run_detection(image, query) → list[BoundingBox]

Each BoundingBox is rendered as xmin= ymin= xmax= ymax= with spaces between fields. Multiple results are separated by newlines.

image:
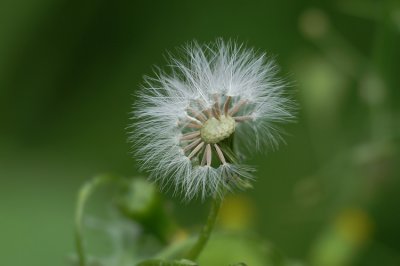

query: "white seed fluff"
xmin=130 ymin=39 xmax=294 ymax=200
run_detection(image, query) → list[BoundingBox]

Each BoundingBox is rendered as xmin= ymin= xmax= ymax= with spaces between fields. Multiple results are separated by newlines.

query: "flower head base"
xmin=181 ymin=95 xmax=250 ymax=167
xmin=200 ymin=114 xmax=235 ymax=144
xmin=131 ymin=40 xmax=294 ymax=200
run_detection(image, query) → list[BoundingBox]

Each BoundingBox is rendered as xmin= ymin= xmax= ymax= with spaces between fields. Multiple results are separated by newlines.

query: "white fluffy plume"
xmin=129 ymin=39 xmax=294 ymax=200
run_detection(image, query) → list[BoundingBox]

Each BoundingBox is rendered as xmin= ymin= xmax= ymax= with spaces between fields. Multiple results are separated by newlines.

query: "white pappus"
xmin=130 ymin=39 xmax=295 ymax=200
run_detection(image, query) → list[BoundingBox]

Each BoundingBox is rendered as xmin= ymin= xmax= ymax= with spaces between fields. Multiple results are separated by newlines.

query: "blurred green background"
xmin=1 ymin=0 xmax=399 ymax=265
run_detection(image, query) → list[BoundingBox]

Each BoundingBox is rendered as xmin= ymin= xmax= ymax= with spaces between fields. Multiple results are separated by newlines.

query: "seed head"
xmin=130 ymin=39 xmax=295 ymax=200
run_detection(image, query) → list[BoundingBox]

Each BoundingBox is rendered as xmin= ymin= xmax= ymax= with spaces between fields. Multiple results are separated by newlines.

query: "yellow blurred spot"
xmin=334 ymin=208 xmax=374 ymax=246
xmin=218 ymin=195 xmax=255 ymax=231
xmin=171 ymin=229 xmax=189 ymax=243
xmin=310 ymin=209 xmax=374 ymax=266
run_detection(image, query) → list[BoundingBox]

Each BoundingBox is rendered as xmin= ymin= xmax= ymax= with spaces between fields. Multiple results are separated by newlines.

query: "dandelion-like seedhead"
xmin=130 ymin=39 xmax=294 ymax=200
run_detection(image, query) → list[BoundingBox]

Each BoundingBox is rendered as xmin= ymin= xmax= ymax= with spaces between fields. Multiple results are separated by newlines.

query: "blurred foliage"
xmin=71 ymin=176 xmax=291 ymax=266
xmin=1 ymin=0 xmax=399 ymax=265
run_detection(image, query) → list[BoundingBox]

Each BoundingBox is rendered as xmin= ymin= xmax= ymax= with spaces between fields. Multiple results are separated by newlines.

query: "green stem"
xmin=75 ymin=174 xmax=116 ymax=266
xmin=184 ymin=196 xmax=223 ymax=261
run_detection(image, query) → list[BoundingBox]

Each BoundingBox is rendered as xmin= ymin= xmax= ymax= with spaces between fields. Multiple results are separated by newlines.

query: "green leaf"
xmin=74 ymin=174 xmax=119 ymax=266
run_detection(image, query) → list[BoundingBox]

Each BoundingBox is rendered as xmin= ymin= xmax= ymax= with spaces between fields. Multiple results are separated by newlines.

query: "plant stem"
xmin=184 ymin=196 xmax=223 ymax=261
